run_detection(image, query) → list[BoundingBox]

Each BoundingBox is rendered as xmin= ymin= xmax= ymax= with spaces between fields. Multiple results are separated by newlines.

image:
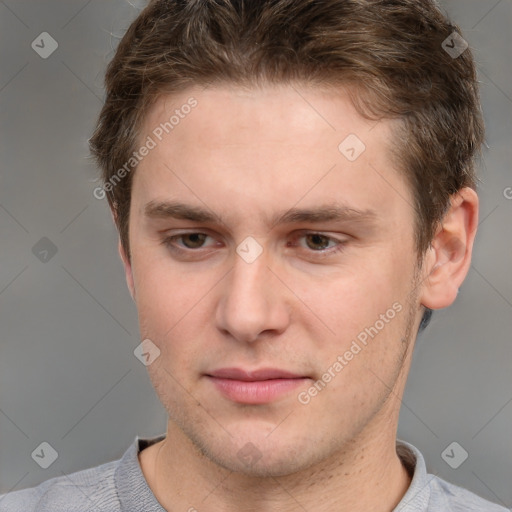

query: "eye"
xmin=290 ymin=232 xmax=347 ymax=258
xmin=302 ymin=233 xmax=335 ymax=251
xmin=162 ymin=232 xmax=216 ymax=252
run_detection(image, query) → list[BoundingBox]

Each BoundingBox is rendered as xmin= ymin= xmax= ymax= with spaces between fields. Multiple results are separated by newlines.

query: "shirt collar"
xmin=393 ymin=439 xmax=433 ymax=511
xmin=116 ymin=436 xmax=430 ymax=511
xmin=115 ymin=434 xmax=167 ymax=512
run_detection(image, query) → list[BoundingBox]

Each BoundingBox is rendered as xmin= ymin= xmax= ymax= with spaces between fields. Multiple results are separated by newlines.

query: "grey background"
xmin=0 ymin=0 xmax=511 ymax=507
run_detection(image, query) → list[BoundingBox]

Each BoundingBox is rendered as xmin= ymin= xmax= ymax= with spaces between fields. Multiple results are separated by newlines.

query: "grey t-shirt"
xmin=0 ymin=436 xmax=508 ymax=511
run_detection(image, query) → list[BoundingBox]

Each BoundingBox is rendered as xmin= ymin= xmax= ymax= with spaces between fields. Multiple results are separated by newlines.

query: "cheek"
xmin=131 ymin=254 xmax=212 ymax=372
xmin=299 ymin=260 xmax=410 ymax=342
xmin=131 ymin=249 xmax=206 ymax=331
xmin=297 ymin=251 xmax=415 ymax=397
xmin=304 ymin=299 xmax=413 ymax=430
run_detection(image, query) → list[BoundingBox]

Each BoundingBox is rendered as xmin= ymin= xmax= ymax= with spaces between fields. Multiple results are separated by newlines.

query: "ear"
xmin=420 ymin=187 xmax=479 ymax=310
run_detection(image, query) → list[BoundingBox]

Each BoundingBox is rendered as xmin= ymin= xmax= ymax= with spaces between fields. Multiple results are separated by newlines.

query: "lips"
xmin=207 ymin=367 xmax=306 ymax=381
xmin=205 ymin=367 xmax=310 ymax=404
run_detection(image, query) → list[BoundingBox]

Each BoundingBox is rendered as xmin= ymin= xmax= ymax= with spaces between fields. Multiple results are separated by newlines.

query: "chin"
xmin=212 ymin=447 xmax=312 ymax=477
xmin=193 ymin=428 xmax=330 ymax=478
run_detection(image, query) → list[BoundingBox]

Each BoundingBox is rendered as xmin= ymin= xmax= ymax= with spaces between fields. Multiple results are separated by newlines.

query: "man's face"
xmin=125 ymin=84 xmax=424 ymax=476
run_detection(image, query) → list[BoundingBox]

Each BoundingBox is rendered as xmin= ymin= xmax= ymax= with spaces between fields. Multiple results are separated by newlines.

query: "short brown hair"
xmin=89 ymin=0 xmax=485 ymax=328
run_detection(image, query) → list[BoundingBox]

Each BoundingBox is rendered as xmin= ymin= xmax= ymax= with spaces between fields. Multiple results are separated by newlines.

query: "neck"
xmin=140 ymin=413 xmax=412 ymax=512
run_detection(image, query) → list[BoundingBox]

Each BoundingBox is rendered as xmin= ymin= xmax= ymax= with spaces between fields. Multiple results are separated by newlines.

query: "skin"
xmin=117 ymin=83 xmax=478 ymax=512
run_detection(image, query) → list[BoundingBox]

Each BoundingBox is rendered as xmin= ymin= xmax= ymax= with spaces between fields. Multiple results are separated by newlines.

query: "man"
xmin=1 ymin=0 xmax=507 ymax=510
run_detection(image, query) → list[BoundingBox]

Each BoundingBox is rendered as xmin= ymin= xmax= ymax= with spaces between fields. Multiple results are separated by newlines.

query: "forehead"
xmin=134 ymin=83 xmax=411 ymax=230
xmin=143 ymin=83 xmax=386 ymax=148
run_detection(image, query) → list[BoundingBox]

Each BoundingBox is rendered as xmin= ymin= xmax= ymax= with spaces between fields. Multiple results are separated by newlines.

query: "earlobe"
xmin=420 ymin=187 xmax=479 ymax=310
xmin=118 ymin=240 xmax=136 ymax=302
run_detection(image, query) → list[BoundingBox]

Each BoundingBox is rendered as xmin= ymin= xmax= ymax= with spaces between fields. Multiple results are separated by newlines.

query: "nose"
xmin=215 ymin=246 xmax=291 ymax=344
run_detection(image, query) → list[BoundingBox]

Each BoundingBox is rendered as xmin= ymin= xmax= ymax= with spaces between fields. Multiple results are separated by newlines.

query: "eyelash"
xmin=161 ymin=231 xmax=347 ymax=259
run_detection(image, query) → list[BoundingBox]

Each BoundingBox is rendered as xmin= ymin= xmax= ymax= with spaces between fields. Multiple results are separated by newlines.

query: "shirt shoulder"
xmin=395 ymin=439 xmax=508 ymax=512
xmin=0 ymin=459 xmax=120 ymax=512
xmin=428 ymin=474 xmax=509 ymax=512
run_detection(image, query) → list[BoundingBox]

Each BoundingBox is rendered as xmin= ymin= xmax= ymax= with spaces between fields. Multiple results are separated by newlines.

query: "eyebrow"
xmin=143 ymin=200 xmax=378 ymax=229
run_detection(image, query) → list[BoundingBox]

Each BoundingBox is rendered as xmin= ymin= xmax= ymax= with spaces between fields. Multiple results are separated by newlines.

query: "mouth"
xmin=205 ymin=367 xmax=311 ymax=404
